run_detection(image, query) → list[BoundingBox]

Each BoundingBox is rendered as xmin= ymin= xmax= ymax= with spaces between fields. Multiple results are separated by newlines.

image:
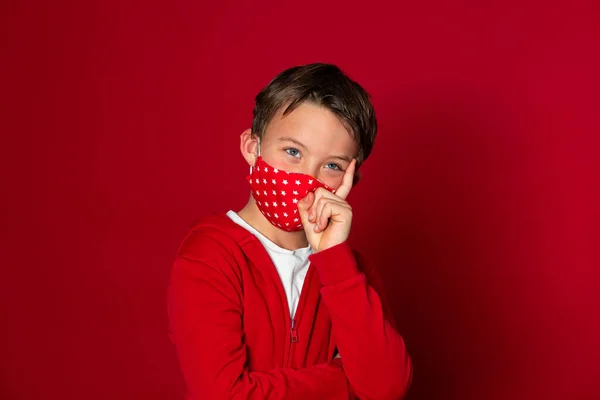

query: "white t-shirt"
xmin=227 ymin=210 xmax=311 ymax=319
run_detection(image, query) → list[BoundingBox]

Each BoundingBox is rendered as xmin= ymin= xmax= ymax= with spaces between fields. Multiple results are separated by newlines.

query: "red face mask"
xmin=247 ymin=156 xmax=335 ymax=232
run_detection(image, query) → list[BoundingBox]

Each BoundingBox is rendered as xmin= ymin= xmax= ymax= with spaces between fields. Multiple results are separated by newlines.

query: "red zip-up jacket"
xmin=168 ymin=214 xmax=412 ymax=399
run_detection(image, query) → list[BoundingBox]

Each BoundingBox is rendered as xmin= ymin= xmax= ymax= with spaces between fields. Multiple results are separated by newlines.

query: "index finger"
xmin=334 ymin=159 xmax=356 ymax=200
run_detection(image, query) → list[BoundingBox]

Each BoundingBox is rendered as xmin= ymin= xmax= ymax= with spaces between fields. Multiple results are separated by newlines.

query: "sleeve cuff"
xmin=309 ymin=241 xmax=360 ymax=286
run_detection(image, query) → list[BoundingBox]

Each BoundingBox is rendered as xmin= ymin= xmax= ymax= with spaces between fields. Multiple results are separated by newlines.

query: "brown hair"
xmin=251 ymin=63 xmax=377 ymax=165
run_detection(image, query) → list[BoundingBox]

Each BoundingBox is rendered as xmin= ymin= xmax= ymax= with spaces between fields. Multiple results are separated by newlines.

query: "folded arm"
xmin=310 ymin=242 xmax=413 ymax=400
xmin=168 ymin=254 xmax=350 ymax=400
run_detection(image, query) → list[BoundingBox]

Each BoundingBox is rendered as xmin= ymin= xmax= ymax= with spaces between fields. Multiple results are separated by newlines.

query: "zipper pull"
xmin=291 ymin=319 xmax=298 ymax=343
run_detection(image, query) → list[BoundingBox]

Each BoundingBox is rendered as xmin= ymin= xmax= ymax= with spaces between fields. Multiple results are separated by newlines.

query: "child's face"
xmin=258 ymin=102 xmax=358 ymax=190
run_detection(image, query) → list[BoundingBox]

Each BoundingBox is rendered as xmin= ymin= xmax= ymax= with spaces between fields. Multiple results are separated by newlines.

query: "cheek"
xmin=268 ymin=155 xmax=307 ymax=174
xmin=318 ymin=174 xmax=344 ymax=191
xmin=261 ymin=151 xmax=293 ymax=171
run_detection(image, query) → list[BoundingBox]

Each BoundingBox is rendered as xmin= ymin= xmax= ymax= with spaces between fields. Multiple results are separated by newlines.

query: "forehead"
xmin=263 ymin=102 xmax=358 ymax=156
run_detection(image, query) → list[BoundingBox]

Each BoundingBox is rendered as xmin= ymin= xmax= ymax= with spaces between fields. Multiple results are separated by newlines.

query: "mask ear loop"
xmin=250 ymin=137 xmax=261 ymax=174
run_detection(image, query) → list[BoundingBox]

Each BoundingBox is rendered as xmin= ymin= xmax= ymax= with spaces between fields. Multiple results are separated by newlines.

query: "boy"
xmin=168 ymin=63 xmax=412 ymax=399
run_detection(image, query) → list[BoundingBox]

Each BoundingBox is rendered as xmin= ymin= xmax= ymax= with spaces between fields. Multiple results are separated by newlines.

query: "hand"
xmin=298 ymin=159 xmax=356 ymax=252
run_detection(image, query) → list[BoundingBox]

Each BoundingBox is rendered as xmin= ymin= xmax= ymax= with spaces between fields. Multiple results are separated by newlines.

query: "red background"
xmin=2 ymin=1 xmax=599 ymax=399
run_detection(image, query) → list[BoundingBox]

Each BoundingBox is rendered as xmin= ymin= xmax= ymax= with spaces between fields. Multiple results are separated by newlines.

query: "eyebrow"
xmin=279 ymin=137 xmax=307 ymax=149
xmin=330 ymin=155 xmax=352 ymax=163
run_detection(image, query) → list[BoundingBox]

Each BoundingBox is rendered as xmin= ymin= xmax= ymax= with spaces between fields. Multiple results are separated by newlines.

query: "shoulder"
xmin=169 ymin=215 xmax=248 ymax=312
xmin=175 ymin=213 xmax=251 ymax=271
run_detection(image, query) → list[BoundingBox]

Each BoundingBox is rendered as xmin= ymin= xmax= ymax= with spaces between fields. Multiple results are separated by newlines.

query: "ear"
xmin=240 ymin=129 xmax=259 ymax=167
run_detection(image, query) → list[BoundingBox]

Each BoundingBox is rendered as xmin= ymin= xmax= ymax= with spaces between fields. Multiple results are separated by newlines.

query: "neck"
xmin=237 ymin=196 xmax=309 ymax=251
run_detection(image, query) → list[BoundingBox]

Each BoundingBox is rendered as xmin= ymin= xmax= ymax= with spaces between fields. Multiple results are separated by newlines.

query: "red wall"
xmin=2 ymin=1 xmax=598 ymax=399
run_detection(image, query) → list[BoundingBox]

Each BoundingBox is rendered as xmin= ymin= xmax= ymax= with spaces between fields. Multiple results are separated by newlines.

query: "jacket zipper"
xmin=286 ymin=317 xmax=298 ymax=367
xmin=291 ymin=318 xmax=298 ymax=343
xmin=289 ymin=267 xmax=313 ymax=351
xmin=249 ymin=237 xmax=311 ymax=368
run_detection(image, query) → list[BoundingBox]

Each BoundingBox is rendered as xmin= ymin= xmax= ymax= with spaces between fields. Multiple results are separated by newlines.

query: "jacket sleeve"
xmin=168 ymin=249 xmax=350 ymax=400
xmin=309 ymin=242 xmax=413 ymax=400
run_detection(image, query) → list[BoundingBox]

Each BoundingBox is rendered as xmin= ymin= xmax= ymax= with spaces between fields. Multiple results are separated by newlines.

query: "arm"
xmin=310 ymin=243 xmax=413 ymax=400
xmin=293 ymin=159 xmax=412 ymax=399
xmin=168 ymin=254 xmax=350 ymax=400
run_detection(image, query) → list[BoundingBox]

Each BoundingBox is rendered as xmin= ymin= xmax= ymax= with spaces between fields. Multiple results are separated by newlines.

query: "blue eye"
xmin=285 ymin=148 xmax=300 ymax=157
xmin=326 ymin=163 xmax=342 ymax=171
